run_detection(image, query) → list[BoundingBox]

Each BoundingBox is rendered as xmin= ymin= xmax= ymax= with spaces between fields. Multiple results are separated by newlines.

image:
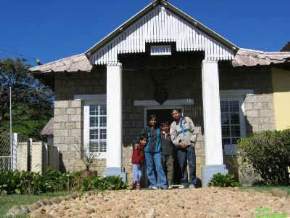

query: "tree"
xmin=0 ymin=58 xmax=53 ymax=140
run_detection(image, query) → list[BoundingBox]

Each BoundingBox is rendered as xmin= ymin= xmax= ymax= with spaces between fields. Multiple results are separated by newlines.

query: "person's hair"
xmin=138 ymin=135 xmax=147 ymax=142
xmin=148 ymin=114 xmax=157 ymax=122
xmin=171 ymin=108 xmax=182 ymax=114
xmin=160 ymin=121 xmax=170 ymax=127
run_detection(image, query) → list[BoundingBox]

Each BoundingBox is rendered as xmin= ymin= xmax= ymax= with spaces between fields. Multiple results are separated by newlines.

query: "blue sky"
xmin=0 ymin=0 xmax=289 ymax=65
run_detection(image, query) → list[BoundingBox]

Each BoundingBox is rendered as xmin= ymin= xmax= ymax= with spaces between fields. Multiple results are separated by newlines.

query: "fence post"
xmin=12 ymin=133 xmax=17 ymax=170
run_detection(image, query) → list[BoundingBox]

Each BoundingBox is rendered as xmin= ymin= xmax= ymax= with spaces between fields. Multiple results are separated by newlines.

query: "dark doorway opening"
xmin=146 ymin=109 xmax=177 ymax=127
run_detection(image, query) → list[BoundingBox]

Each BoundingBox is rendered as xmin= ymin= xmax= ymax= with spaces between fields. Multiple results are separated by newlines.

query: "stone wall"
xmin=219 ymin=64 xmax=275 ymax=132
xmin=54 ymin=69 xmax=106 ymax=172
xmin=219 ymin=64 xmax=275 ymax=184
xmin=54 ymin=100 xmax=83 ymax=172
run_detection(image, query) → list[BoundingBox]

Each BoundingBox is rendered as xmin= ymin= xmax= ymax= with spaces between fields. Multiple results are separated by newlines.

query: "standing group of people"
xmin=131 ymin=109 xmax=198 ymax=190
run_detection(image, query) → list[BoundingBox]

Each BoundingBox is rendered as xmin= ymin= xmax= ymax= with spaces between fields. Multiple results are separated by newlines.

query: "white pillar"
xmin=201 ymin=60 xmax=227 ymax=186
xmin=105 ymin=63 xmax=123 ymax=176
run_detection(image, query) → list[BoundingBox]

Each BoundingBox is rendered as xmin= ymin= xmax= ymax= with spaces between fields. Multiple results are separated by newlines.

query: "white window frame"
xmin=220 ymin=90 xmax=253 ymax=155
xmin=75 ymin=94 xmax=107 ymax=159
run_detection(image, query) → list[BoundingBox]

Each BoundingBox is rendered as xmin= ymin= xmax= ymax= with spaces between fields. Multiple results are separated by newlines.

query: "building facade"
xmin=32 ymin=0 xmax=290 ymax=185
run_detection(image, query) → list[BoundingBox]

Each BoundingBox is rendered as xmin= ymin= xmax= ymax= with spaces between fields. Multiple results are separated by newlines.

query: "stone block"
xmin=70 ymin=100 xmax=82 ymax=108
xmin=54 ymin=115 xmax=68 ymax=122
xmin=66 ymin=108 xmax=76 ymax=115
xmin=69 ymin=115 xmax=81 ymax=122
xmin=55 ymin=101 xmax=69 ymax=108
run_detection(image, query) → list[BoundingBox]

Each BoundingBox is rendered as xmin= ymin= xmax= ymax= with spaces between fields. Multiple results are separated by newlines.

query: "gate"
xmin=0 ymin=133 xmax=17 ymax=170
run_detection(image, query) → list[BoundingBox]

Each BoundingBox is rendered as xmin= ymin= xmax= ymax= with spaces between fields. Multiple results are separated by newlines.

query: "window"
xmin=221 ymin=100 xmax=241 ymax=146
xmin=89 ymin=105 xmax=107 ymax=153
xmin=78 ymin=94 xmax=107 ymax=159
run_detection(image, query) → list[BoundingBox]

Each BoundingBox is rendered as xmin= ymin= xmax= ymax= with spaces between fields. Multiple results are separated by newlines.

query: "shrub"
xmin=208 ymin=173 xmax=240 ymax=187
xmin=238 ymin=130 xmax=290 ymax=185
xmin=0 ymin=170 xmax=127 ymax=195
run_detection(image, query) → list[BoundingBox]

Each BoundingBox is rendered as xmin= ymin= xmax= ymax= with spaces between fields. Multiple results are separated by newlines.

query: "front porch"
xmin=70 ymin=50 xmax=227 ymax=186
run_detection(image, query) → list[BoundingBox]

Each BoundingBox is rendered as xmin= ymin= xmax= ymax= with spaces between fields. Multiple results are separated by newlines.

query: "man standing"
xmin=170 ymin=109 xmax=197 ymax=188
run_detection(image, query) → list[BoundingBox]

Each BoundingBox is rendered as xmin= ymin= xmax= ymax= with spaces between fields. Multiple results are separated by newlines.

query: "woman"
xmin=141 ymin=114 xmax=167 ymax=189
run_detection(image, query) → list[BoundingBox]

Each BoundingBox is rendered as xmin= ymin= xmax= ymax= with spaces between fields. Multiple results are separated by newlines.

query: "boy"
xmin=160 ymin=122 xmax=175 ymax=189
xmin=131 ymin=136 xmax=146 ymax=189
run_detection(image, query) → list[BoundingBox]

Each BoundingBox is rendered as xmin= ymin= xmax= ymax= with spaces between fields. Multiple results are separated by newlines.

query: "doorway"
xmin=145 ymin=107 xmax=183 ymax=127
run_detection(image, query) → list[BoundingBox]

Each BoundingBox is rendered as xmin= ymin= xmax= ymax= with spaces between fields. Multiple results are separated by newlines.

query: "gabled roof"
xmin=85 ymin=0 xmax=238 ymax=58
xmin=41 ymin=118 xmax=54 ymax=136
xmin=281 ymin=42 xmax=290 ymax=52
xmin=30 ymin=53 xmax=92 ymax=73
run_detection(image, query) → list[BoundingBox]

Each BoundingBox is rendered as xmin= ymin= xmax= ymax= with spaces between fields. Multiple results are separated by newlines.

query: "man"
xmin=170 ymin=109 xmax=197 ymax=188
xmin=160 ymin=121 xmax=175 ymax=189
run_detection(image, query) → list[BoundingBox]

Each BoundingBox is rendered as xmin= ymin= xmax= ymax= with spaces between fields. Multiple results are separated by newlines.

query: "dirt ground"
xmin=30 ymin=188 xmax=290 ymax=218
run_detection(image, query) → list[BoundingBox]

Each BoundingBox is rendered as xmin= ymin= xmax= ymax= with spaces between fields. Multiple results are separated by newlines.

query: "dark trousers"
xmin=161 ymin=154 xmax=174 ymax=186
xmin=176 ymin=146 xmax=197 ymax=185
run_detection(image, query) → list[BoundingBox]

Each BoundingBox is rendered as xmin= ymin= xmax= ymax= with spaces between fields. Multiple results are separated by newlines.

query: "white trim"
xmin=74 ymin=94 xmax=106 ymax=104
xmin=134 ymin=99 xmax=194 ymax=107
xmin=75 ymin=94 xmax=107 ymax=159
xmin=220 ymin=89 xmax=253 ymax=138
xmin=220 ymin=89 xmax=253 ymax=155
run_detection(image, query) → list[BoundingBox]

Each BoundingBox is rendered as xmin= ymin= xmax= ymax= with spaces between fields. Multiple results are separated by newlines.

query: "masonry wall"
xmin=54 ymin=69 xmax=107 ymax=172
xmin=219 ymin=64 xmax=275 ymax=183
xmin=220 ymin=64 xmax=275 ymax=132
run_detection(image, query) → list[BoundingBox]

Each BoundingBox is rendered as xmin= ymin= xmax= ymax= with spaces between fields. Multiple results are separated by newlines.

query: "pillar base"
xmin=202 ymin=165 xmax=228 ymax=187
xmin=104 ymin=167 xmax=127 ymax=183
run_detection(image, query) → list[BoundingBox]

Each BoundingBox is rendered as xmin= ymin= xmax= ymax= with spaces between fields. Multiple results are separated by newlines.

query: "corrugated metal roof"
xmin=85 ymin=0 xmax=238 ymax=57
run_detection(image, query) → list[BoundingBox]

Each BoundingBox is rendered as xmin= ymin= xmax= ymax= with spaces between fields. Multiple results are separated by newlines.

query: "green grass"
xmin=240 ymin=185 xmax=290 ymax=194
xmin=0 ymin=192 xmax=69 ymax=217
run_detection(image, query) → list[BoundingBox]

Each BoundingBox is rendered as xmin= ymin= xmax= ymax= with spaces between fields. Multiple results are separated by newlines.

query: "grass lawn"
xmin=240 ymin=185 xmax=290 ymax=194
xmin=0 ymin=192 xmax=69 ymax=216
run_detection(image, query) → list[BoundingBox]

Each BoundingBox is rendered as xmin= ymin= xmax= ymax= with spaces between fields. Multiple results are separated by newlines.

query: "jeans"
xmin=161 ymin=154 xmax=175 ymax=186
xmin=176 ymin=146 xmax=196 ymax=185
xmin=132 ymin=164 xmax=142 ymax=184
xmin=145 ymin=152 xmax=167 ymax=188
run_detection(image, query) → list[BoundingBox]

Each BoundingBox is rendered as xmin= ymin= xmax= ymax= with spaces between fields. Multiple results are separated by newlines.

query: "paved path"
xmin=30 ymin=188 xmax=290 ymax=218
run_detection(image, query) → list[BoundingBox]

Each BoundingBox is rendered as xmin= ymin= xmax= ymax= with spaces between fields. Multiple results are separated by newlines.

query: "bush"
xmin=238 ymin=129 xmax=290 ymax=185
xmin=208 ymin=173 xmax=240 ymax=187
xmin=0 ymin=169 xmax=127 ymax=195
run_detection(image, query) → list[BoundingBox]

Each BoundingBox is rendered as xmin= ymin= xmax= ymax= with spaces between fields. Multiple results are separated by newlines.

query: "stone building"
xmin=31 ymin=0 xmax=290 ymax=185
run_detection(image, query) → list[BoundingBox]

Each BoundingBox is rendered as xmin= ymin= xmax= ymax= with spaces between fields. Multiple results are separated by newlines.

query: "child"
xmin=160 ymin=121 xmax=175 ymax=189
xmin=131 ymin=136 xmax=146 ymax=190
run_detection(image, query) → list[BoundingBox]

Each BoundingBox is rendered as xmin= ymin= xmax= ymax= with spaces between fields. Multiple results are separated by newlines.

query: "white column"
xmin=106 ymin=63 xmax=122 ymax=172
xmin=202 ymin=60 xmax=224 ymax=166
